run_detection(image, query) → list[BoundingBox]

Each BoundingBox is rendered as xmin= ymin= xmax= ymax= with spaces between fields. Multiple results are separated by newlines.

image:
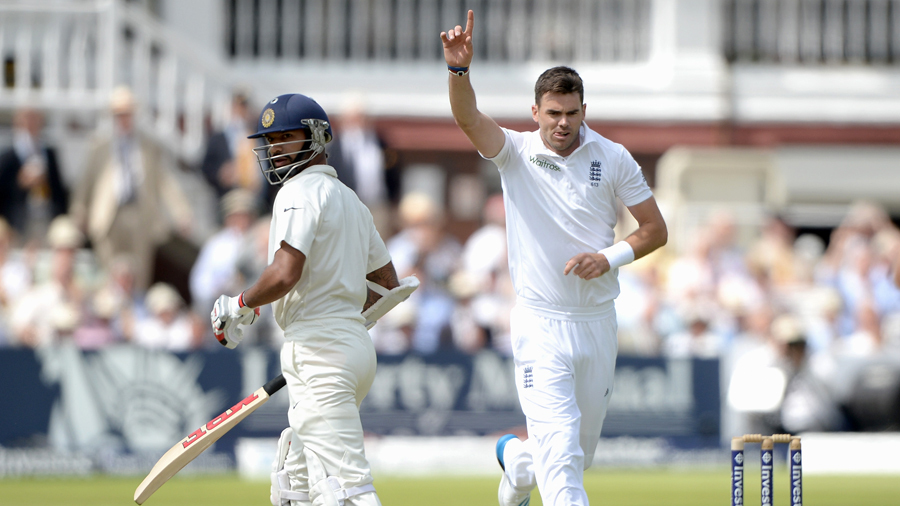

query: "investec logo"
xmin=791 ymin=466 xmax=802 ymax=505
xmin=529 ymin=156 xmax=561 ymax=172
xmin=761 ymin=453 xmax=773 ymax=505
xmin=791 ymin=451 xmax=802 ymax=506
xmin=732 ymin=452 xmax=743 ymax=505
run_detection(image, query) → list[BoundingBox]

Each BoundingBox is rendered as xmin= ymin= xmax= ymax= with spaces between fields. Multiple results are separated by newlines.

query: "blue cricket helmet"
xmin=249 ymin=93 xmax=333 ymax=185
xmin=248 ymin=93 xmax=333 ymax=142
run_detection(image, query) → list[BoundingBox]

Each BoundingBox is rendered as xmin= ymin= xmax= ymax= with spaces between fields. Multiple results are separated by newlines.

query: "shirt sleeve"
xmin=614 ymin=146 xmax=654 ymax=207
xmin=273 ymin=188 xmax=320 ymax=255
xmin=482 ymin=128 xmax=518 ymax=172
xmin=367 ymin=221 xmax=392 ymax=273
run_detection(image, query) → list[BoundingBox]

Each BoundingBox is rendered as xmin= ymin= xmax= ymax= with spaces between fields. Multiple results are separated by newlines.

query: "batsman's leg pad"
xmin=305 ymin=447 xmax=376 ymax=506
xmin=271 ymin=427 xmax=311 ymax=506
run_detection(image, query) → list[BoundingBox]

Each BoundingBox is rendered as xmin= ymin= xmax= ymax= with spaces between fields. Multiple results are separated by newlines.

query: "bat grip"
xmin=264 ymin=374 xmax=286 ymax=396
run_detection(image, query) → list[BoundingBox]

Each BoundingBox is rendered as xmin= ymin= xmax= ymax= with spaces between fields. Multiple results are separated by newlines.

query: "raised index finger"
xmin=464 ymin=9 xmax=474 ymax=36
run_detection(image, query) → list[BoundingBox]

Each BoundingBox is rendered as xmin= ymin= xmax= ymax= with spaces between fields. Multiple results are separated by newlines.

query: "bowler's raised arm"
xmin=441 ymin=10 xmax=505 ymax=159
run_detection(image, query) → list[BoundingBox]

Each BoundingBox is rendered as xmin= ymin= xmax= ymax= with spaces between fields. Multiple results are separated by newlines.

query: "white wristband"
xmin=598 ymin=241 xmax=635 ymax=270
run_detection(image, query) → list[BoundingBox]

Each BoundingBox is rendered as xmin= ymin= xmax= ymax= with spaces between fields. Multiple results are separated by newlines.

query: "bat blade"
xmin=134 ymin=374 xmax=286 ymax=504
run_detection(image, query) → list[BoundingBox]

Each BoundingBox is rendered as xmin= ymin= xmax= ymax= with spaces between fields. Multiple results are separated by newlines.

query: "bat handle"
xmin=264 ymin=374 xmax=286 ymax=396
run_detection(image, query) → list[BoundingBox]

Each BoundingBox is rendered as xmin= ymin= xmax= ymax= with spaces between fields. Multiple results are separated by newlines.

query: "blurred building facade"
xmin=0 ymin=0 xmax=898 ymax=237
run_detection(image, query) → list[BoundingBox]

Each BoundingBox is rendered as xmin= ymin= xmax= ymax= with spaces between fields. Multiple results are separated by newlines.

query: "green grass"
xmin=1 ymin=469 xmax=899 ymax=505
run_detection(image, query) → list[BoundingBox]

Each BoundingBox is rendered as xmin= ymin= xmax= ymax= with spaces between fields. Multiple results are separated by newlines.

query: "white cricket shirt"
xmin=268 ymin=165 xmax=391 ymax=336
xmin=486 ymin=123 xmax=653 ymax=311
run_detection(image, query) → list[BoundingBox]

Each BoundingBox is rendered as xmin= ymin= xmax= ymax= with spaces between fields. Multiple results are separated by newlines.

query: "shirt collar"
xmin=533 ymin=122 xmax=597 ymax=159
xmin=301 ymin=164 xmax=337 ymax=178
xmin=283 ymin=164 xmax=338 ymax=185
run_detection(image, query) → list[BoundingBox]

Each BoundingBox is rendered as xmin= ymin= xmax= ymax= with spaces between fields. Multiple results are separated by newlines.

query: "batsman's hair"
xmin=534 ymin=66 xmax=584 ymax=106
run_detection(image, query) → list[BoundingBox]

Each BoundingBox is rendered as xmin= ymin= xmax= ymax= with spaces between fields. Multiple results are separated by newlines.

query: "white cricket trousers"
xmin=509 ymin=302 xmax=618 ymax=506
xmin=281 ymin=320 xmax=381 ymax=506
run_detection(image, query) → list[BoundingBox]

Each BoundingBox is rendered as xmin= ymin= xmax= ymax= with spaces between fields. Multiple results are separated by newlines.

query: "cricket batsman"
xmin=210 ymin=93 xmax=417 ymax=506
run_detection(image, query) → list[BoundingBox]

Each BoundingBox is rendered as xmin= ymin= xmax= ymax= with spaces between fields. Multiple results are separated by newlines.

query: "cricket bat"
xmin=134 ymin=374 xmax=287 ymax=504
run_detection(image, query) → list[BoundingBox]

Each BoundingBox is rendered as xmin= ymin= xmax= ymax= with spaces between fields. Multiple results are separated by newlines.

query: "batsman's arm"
xmin=241 ymin=241 xmax=305 ymax=308
xmin=364 ymin=261 xmax=400 ymax=312
xmin=441 ymin=9 xmax=505 ymax=159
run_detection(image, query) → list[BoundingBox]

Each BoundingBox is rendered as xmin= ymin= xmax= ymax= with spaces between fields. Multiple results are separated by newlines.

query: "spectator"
xmin=813 ymin=203 xmax=900 ymax=338
xmin=459 ymin=193 xmax=517 ymax=354
xmin=802 ymin=288 xmax=844 ymax=354
xmin=839 ymin=302 xmax=883 ymax=357
xmin=133 ymin=282 xmax=197 ymax=351
xmin=0 ymin=108 xmax=69 ymax=244
xmin=235 ymin=216 xmax=272 ymax=290
xmin=9 ymin=215 xmax=85 ymax=348
xmin=368 ymin=298 xmax=417 ymax=355
xmin=405 ymin=261 xmax=456 ymax=355
xmin=708 ymin=213 xmax=764 ymax=340
xmin=49 ymin=301 xmax=81 ymax=347
xmin=706 ymin=211 xmax=747 ymax=281
xmin=461 ymin=193 xmax=507 ymax=288
xmin=714 ymin=267 xmax=765 ymax=343
xmin=835 ymin=239 xmax=876 ymax=322
xmin=0 ymin=218 xmax=31 ymax=346
xmin=69 ymin=86 xmax=192 ymax=291
xmin=387 ymin=191 xmax=461 ymax=283
xmin=72 ymin=286 xmax=123 ymax=350
xmin=98 ymin=254 xmax=147 ymax=343
xmin=817 ymin=202 xmax=891 ymax=282
xmin=231 ymin=215 xmax=281 ymax=348
xmin=665 ymin=230 xmax=716 ymax=307
xmin=746 ymin=215 xmax=796 ymax=289
xmin=774 ymin=314 xmax=844 ymax=433
xmin=200 ymin=89 xmax=264 ymax=203
xmin=662 ymin=304 xmax=722 ymax=358
xmin=446 ymin=269 xmax=487 ymax=354
xmin=731 ymin=302 xmax=775 ymax=356
xmin=190 ymin=189 xmax=257 ymax=316
xmin=725 ymin=305 xmax=786 ymax=437
xmin=791 ymin=233 xmax=827 ymax=286
xmin=467 ymin=266 xmax=517 ymax=356
xmin=328 ymin=95 xmax=399 ymax=233
xmin=616 ymin=263 xmax=665 ymax=357
xmin=869 ymin=228 xmax=900 ymax=316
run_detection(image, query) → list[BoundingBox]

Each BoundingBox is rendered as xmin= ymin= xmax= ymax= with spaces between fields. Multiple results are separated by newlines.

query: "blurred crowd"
xmin=617 ymin=204 xmax=900 ymax=436
xmin=2 ymin=88 xmax=900 ymax=436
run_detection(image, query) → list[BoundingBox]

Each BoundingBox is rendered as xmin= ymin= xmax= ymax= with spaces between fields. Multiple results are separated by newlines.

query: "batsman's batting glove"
xmin=211 ymin=292 xmax=260 ymax=349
